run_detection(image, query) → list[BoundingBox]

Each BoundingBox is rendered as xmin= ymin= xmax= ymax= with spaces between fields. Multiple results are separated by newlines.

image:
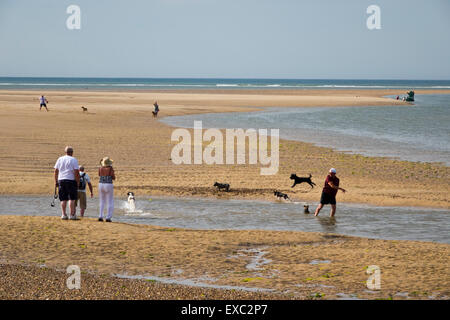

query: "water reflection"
xmin=316 ymin=216 xmax=337 ymax=233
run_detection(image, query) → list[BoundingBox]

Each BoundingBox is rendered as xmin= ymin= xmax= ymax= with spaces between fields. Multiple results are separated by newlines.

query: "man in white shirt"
xmin=39 ymin=95 xmax=49 ymax=111
xmin=75 ymin=165 xmax=93 ymax=217
xmin=54 ymin=146 xmax=80 ymax=220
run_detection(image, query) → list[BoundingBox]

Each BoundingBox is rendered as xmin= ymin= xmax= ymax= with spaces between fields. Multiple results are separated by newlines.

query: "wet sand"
xmin=0 ymin=216 xmax=448 ymax=300
xmin=0 ymin=89 xmax=449 ymax=208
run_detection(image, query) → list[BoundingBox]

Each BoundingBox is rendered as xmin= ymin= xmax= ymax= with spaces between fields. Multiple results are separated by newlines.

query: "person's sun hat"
xmin=329 ymin=168 xmax=337 ymax=174
xmin=100 ymin=157 xmax=114 ymax=167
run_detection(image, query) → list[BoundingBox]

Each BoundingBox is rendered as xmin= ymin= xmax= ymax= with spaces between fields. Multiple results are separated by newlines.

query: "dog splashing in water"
xmin=127 ymin=192 xmax=136 ymax=211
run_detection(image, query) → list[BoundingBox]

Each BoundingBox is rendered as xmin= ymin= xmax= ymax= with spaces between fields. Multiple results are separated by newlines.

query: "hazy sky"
xmin=1 ymin=0 xmax=449 ymax=79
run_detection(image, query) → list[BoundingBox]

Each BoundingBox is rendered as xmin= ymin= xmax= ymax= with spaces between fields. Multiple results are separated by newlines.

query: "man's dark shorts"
xmin=320 ymin=192 xmax=336 ymax=205
xmin=40 ymin=103 xmax=47 ymax=107
xmin=58 ymin=180 xmax=78 ymax=201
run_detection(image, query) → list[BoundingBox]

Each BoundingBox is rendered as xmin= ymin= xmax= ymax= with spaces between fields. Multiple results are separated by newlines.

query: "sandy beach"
xmin=0 ymin=89 xmax=449 ymax=208
xmin=0 ymin=216 xmax=448 ymax=300
xmin=0 ymin=88 xmax=449 ymax=300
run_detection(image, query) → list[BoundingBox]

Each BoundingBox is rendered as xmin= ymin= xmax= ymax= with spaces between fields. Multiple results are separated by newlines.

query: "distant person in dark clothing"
xmin=152 ymin=101 xmax=159 ymax=117
xmin=314 ymin=168 xmax=346 ymax=217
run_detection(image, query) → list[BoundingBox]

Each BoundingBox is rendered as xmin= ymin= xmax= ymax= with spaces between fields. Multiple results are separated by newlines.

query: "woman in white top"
xmin=98 ymin=157 xmax=116 ymax=222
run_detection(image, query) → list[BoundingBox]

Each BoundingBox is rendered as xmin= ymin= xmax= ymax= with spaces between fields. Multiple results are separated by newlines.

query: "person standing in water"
xmin=314 ymin=168 xmax=346 ymax=217
xmin=75 ymin=165 xmax=93 ymax=217
xmin=98 ymin=157 xmax=115 ymax=222
xmin=54 ymin=146 xmax=80 ymax=220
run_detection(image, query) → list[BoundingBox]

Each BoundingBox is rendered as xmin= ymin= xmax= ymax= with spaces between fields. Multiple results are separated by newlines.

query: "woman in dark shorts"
xmin=314 ymin=168 xmax=346 ymax=217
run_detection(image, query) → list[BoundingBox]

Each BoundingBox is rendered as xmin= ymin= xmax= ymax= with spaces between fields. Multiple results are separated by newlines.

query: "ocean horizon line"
xmin=1 ymin=77 xmax=449 ymax=91
xmin=1 ymin=76 xmax=450 ymax=81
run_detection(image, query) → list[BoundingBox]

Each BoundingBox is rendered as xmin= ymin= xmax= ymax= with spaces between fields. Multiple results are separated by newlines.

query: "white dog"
xmin=127 ymin=192 xmax=136 ymax=211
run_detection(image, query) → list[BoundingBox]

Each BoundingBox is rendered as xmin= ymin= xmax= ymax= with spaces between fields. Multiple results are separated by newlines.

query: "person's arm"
xmin=88 ymin=182 xmax=93 ymax=198
xmin=74 ymin=169 xmax=80 ymax=185
xmin=110 ymin=167 xmax=116 ymax=180
xmin=328 ymin=181 xmax=346 ymax=193
xmin=54 ymin=169 xmax=59 ymax=186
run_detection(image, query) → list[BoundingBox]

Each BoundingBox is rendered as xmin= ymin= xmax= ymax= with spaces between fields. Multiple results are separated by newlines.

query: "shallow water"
xmin=0 ymin=195 xmax=448 ymax=244
xmin=161 ymin=94 xmax=450 ymax=165
xmin=114 ymin=273 xmax=274 ymax=293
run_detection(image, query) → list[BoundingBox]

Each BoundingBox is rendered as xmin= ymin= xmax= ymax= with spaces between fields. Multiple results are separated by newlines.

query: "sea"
xmin=1 ymin=77 xmax=450 ymax=90
xmin=161 ymin=94 xmax=450 ymax=166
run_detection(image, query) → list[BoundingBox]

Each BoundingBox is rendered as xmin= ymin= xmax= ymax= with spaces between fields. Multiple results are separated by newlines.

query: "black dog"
xmin=214 ymin=182 xmax=230 ymax=192
xmin=274 ymin=190 xmax=290 ymax=201
xmin=303 ymin=205 xmax=310 ymax=214
xmin=290 ymin=173 xmax=316 ymax=188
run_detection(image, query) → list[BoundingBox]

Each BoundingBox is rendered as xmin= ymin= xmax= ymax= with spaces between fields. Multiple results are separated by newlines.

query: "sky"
xmin=0 ymin=0 xmax=449 ymax=79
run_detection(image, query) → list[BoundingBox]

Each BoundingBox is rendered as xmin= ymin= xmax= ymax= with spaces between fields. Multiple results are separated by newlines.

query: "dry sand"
xmin=0 ymin=216 xmax=448 ymax=300
xmin=0 ymin=89 xmax=449 ymax=208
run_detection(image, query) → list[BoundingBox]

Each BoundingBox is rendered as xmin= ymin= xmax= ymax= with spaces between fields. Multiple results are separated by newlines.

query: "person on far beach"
xmin=314 ymin=168 xmax=346 ymax=217
xmin=75 ymin=166 xmax=93 ymax=218
xmin=39 ymin=95 xmax=49 ymax=111
xmin=98 ymin=157 xmax=116 ymax=222
xmin=54 ymin=146 xmax=80 ymax=220
xmin=152 ymin=101 xmax=159 ymax=117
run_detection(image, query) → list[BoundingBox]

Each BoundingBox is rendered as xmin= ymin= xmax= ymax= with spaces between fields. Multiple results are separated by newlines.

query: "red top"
xmin=323 ymin=174 xmax=339 ymax=196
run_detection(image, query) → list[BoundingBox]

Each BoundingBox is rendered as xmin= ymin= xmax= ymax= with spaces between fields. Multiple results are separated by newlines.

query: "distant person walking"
xmin=75 ymin=166 xmax=93 ymax=217
xmin=98 ymin=157 xmax=116 ymax=222
xmin=39 ymin=95 xmax=49 ymax=111
xmin=314 ymin=168 xmax=346 ymax=217
xmin=152 ymin=101 xmax=159 ymax=117
xmin=54 ymin=146 xmax=80 ymax=220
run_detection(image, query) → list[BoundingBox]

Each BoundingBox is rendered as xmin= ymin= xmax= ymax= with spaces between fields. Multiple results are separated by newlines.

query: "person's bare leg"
xmin=69 ymin=200 xmax=76 ymax=217
xmin=80 ymin=208 xmax=85 ymax=217
xmin=60 ymin=201 xmax=67 ymax=217
xmin=314 ymin=204 xmax=324 ymax=216
xmin=330 ymin=204 xmax=336 ymax=217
